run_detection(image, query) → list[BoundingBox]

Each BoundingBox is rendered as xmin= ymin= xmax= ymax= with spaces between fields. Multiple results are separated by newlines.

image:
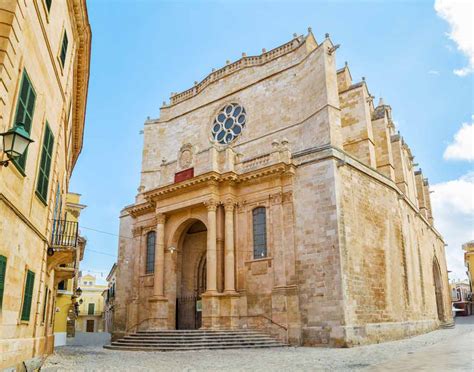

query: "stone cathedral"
xmin=114 ymin=29 xmax=452 ymax=347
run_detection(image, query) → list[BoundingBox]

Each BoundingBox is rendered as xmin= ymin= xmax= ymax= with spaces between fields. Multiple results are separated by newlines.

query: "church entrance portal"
xmin=176 ymin=221 xmax=207 ymax=329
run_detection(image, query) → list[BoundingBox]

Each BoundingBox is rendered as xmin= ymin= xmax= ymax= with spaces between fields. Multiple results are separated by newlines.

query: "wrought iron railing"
xmin=51 ymin=219 xmax=79 ymax=248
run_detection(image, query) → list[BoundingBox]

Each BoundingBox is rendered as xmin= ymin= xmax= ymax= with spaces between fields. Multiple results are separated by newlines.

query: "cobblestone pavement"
xmin=43 ymin=317 xmax=474 ymax=371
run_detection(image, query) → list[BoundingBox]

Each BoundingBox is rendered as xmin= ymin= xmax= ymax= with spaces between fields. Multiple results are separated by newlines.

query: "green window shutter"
xmin=88 ymin=303 xmax=95 ymax=315
xmin=21 ymin=270 xmax=35 ymax=321
xmin=36 ymin=124 xmax=54 ymax=203
xmin=13 ymin=70 xmax=36 ymax=172
xmin=0 ymin=256 xmax=7 ymax=309
xmin=45 ymin=0 xmax=52 ymax=12
xmin=60 ymin=32 xmax=68 ymax=67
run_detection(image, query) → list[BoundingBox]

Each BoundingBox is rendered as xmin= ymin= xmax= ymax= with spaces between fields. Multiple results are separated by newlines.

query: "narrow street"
xmin=43 ymin=317 xmax=473 ymax=371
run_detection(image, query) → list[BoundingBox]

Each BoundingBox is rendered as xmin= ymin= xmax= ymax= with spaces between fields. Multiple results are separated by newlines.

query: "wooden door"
xmin=86 ymin=319 xmax=95 ymax=332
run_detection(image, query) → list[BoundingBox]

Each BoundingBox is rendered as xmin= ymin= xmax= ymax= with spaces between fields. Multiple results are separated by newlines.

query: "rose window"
xmin=211 ymin=103 xmax=246 ymax=145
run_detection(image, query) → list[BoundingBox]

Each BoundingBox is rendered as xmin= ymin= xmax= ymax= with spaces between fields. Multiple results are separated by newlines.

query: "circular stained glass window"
xmin=211 ymin=103 xmax=247 ymax=145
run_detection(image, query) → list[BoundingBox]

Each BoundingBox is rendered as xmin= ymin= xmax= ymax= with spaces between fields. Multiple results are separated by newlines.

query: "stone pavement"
xmin=43 ymin=317 xmax=474 ymax=371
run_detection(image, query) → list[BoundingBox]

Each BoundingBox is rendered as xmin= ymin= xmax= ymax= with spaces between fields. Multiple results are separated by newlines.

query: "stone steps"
xmin=104 ymin=329 xmax=288 ymax=351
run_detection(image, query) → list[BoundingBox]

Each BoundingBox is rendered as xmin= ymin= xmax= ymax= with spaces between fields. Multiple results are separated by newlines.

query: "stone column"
xmin=205 ymin=200 xmax=218 ymax=293
xmin=224 ymin=200 xmax=236 ymax=293
xmin=153 ymin=214 xmax=166 ymax=298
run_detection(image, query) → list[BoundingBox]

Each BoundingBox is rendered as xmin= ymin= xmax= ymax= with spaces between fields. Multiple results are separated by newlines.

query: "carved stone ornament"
xmin=179 ymin=143 xmax=193 ymax=169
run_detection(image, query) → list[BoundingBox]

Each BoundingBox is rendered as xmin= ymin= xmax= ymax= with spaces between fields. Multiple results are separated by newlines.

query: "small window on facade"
xmin=60 ymin=31 xmax=68 ymax=67
xmin=21 ymin=270 xmax=35 ymax=321
xmin=88 ymin=303 xmax=95 ymax=315
xmin=13 ymin=70 xmax=36 ymax=172
xmin=0 ymin=255 xmax=7 ymax=309
xmin=253 ymin=207 xmax=267 ymax=259
xmin=146 ymin=231 xmax=156 ymax=274
xmin=58 ymin=280 xmax=65 ymax=290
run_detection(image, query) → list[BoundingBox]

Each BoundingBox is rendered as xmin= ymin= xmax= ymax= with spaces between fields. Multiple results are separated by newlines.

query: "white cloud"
xmin=431 ymin=172 xmax=474 ymax=279
xmin=428 ymin=69 xmax=440 ymax=75
xmin=443 ymin=116 xmax=474 ymax=161
xmin=434 ymin=0 xmax=473 ymax=76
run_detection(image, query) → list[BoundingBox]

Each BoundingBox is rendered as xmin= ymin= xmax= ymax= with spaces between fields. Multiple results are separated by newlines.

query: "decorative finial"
xmin=362 ymin=76 xmax=366 ymax=81
xmin=344 ymin=61 xmax=348 ymax=67
xmin=262 ymin=48 xmax=266 ymax=53
xmin=293 ymin=33 xmax=298 ymax=38
xmin=226 ymin=60 xmax=230 ymax=65
xmin=325 ymin=33 xmax=330 ymax=38
xmin=147 ymin=116 xmax=150 ymax=120
xmin=308 ymin=27 xmax=312 ymax=33
xmin=212 ymin=68 xmax=215 ymax=72
xmin=162 ymin=101 xmax=166 ymax=106
xmin=378 ymin=97 xmax=384 ymax=106
xmin=242 ymin=52 xmax=247 ymax=57
xmin=194 ymin=81 xmax=198 ymax=86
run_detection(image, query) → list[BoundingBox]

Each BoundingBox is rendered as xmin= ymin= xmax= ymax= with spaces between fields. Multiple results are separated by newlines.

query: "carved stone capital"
xmin=282 ymin=190 xmax=293 ymax=203
xmin=224 ymin=198 xmax=237 ymax=212
xmin=204 ymin=199 xmax=219 ymax=212
xmin=156 ymin=213 xmax=166 ymax=224
xmin=269 ymin=192 xmax=282 ymax=205
xmin=132 ymin=226 xmax=143 ymax=238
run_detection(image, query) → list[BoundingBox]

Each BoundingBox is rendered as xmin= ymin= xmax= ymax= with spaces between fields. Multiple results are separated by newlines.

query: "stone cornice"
xmin=69 ymin=0 xmax=91 ymax=170
xmin=143 ymin=162 xmax=295 ymax=204
xmin=127 ymin=201 xmax=155 ymax=218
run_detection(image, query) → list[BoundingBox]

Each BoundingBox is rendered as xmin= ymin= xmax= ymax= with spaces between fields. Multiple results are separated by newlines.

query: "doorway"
xmin=86 ymin=319 xmax=95 ymax=332
xmin=176 ymin=220 xmax=207 ymax=329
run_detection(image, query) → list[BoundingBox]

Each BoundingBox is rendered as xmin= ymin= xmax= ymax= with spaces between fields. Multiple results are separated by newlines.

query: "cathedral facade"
xmin=114 ymin=30 xmax=452 ymax=347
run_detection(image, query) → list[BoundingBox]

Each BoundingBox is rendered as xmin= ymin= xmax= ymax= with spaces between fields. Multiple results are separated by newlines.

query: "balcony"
xmin=47 ymin=219 xmax=80 ymax=271
xmin=51 ymin=219 xmax=79 ymax=248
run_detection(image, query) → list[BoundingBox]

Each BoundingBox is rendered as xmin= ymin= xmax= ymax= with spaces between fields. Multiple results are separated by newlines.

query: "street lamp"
xmin=75 ymin=287 xmax=83 ymax=297
xmin=0 ymin=123 xmax=34 ymax=167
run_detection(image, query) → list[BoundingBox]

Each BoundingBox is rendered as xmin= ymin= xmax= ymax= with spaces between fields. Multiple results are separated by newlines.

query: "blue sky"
xmin=71 ymin=0 xmax=473 ymax=280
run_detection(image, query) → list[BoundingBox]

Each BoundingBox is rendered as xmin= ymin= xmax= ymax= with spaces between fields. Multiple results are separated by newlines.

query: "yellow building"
xmin=463 ymin=241 xmax=474 ymax=291
xmin=76 ymin=273 xmax=107 ymax=333
xmin=53 ymin=193 xmax=86 ymax=346
xmin=0 ymin=1 xmax=90 ymax=369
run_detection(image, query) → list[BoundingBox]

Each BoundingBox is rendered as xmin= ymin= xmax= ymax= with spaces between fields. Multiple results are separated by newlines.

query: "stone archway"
xmin=176 ymin=220 xmax=207 ymax=329
xmin=432 ymin=257 xmax=445 ymax=322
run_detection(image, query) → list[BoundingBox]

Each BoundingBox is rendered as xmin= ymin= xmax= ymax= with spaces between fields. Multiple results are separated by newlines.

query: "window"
xmin=58 ymin=280 xmax=65 ymax=291
xmin=146 ymin=231 xmax=156 ymax=274
xmin=42 ymin=286 xmax=49 ymax=323
xmin=253 ymin=207 xmax=267 ymax=259
xmin=60 ymin=31 xmax=68 ymax=67
xmin=211 ymin=103 xmax=247 ymax=145
xmin=88 ymin=303 xmax=95 ymax=315
xmin=21 ymin=270 xmax=35 ymax=321
xmin=36 ymin=123 xmax=54 ymax=203
xmin=12 ymin=70 xmax=36 ymax=172
xmin=45 ymin=0 xmax=52 ymax=12
xmin=0 ymin=256 xmax=6 ymax=309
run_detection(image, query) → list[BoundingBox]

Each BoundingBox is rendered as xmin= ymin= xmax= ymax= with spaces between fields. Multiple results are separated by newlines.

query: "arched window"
xmin=146 ymin=231 xmax=156 ymax=274
xmin=253 ymin=207 xmax=267 ymax=259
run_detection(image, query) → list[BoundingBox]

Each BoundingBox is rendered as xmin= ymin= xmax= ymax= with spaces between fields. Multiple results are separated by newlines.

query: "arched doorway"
xmin=432 ymin=258 xmax=445 ymax=321
xmin=176 ymin=220 xmax=207 ymax=329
